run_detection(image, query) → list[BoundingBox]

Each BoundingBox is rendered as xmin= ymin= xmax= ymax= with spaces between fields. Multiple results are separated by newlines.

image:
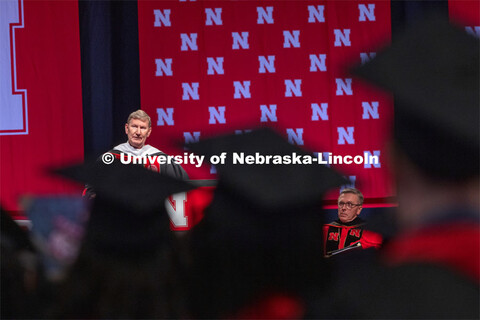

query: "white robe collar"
xmin=114 ymin=142 xmax=162 ymax=157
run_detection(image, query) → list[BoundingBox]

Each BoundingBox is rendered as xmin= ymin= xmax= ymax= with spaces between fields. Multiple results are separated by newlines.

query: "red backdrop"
xmin=1 ymin=1 xmax=475 ymax=227
xmin=448 ymin=0 xmax=480 ymax=29
xmin=138 ymin=0 xmax=395 ymax=204
xmin=0 ymin=0 xmax=84 ymax=213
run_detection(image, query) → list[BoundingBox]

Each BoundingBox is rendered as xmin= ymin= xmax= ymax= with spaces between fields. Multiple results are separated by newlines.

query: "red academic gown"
xmin=323 ymin=217 xmax=382 ymax=256
xmin=382 ymin=216 xmax=480 ymax=282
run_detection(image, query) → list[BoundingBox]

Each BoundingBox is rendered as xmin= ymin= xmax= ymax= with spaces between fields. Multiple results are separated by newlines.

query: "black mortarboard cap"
xmin=351 ymin=15 xmax=479 ymax=181
xmin=186 ymin=129 xmax=347 ymax=317
xmin=187 ymin=127 xmax=349 ymax=212
xmin=53 ymin=161 xmax=196 ymax=257
xmin=1 ymin=206 xmax=35 ymax=253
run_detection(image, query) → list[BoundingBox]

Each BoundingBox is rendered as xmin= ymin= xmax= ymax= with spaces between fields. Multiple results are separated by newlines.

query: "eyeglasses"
xmin=338 ymin=202 xmax=362 ymax=209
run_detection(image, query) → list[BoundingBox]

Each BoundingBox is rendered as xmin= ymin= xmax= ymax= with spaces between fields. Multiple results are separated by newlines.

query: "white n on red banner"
xmin=138 ymin=0 xmax=394 ymax=203
xmin=0 ymin=0 xmax=84 ymax=212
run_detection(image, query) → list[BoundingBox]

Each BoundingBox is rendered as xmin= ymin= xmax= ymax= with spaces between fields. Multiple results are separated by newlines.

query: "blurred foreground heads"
xmin=1 ymin=207 xmax=48 ymax=319
xmin=52 ymin=162 xmax=195 ymax=319
xmin=49 ymin=128 xmax=348 ymax=319
xmin=347 ymin=15 xmax=479 ymax=318
xmin=185 ymin=128 xmax=348 ymax=319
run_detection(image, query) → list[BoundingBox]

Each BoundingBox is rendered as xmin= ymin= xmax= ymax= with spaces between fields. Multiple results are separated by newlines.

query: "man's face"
xmin=125 ymin=118 xmax=151 ymax=149
xmin=337 ymin=193 xmax=362 ymax=223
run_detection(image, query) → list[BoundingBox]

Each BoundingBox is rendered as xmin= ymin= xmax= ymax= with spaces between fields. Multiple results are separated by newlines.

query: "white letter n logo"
xmin=166 ymin=193 xmax=188 ymax=228
xmin=182 ymin=83 xmax=199 ymax=100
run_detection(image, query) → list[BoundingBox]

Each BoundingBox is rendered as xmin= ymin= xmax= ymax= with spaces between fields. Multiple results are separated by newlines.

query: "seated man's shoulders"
xmin=145 ymin=145 xmax=190 ymax=180
xmin=112 ymin=142 xmax=128 ymax=151
xmin=325 ymin=220 xmax=342 ymax=227
xmin=108 ymin=143 xmax=189 ymax=179
xmin=112 ymin=142 xmax=161 ymax=156
xmin=325 ymin=218 xmax=365 ymax=228
xmin=142 ymin=144 xmax=163 ymax=155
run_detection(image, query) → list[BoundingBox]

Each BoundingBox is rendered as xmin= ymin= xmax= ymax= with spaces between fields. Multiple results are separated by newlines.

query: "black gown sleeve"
xmin=153 ymin=151 xmax=189 ymax=180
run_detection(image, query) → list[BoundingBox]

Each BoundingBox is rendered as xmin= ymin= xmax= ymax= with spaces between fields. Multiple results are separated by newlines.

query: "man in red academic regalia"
xmin=323 ymin=188 xmax=382 ymax=257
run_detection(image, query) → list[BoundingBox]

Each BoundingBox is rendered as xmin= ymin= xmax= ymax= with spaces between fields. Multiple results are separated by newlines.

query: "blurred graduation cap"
xmin=186 ymin=128 xmax=348 ymax=317
xmin=186 ymin=127 xmax=349 ymax=251
xmin=187 ymin=127 xmax=349 ymax=213
xmin=53 ymin=161 xmax=196 ymax=258
xmin=1 ymin=206 xmax=35 ymax=253
xmin=351 ymin=15 xmax=479 ymax=181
